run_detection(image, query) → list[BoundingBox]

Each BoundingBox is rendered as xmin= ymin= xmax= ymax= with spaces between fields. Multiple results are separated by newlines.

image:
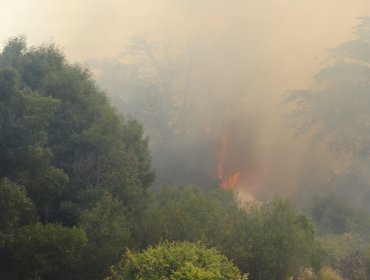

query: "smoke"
xmin=2 ymin=0 xmax=370 ymax=202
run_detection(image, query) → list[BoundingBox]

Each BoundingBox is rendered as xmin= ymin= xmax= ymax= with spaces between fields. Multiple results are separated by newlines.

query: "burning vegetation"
xmin=3 ymin=1 xmax=370 ymax=279
xmin=217 ymin=134 xmax=241 ymax=190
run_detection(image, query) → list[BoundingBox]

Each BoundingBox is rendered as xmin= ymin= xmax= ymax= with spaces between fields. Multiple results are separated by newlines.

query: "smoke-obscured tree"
xmin=309 ymin=196 xmax=355 ymax=235
xmin=91 ymin=36 xmax=206 ymax=141
xmin=308 ymin=195 xmax=370 ymax=237
xmin=284 ymin=17 xmax=370 ymax=210
xmin=106 ymin=241 xmax=248 ymax=280
xmin=318 ymin=233 xmax=369 ymax=279
xmin=89 ymin=37 xmax=239 ymax=187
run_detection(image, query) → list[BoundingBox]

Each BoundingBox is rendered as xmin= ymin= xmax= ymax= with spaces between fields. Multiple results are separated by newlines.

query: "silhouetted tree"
xmin=284 ymin=17 xmax=370 ymax=210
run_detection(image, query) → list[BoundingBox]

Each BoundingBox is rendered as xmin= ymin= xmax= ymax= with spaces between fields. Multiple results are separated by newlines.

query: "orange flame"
xmin=217 ymin=134 xmax=241 ymax=190
xmin=220 ymin=172 xmax=241 ymax=190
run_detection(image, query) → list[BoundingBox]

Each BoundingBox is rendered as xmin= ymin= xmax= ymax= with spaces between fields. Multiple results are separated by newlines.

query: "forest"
xmin=1 ymin=15 xmax=370 ymax=280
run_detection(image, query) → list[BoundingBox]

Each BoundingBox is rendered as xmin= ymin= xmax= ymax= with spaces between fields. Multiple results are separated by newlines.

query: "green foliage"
xmin=308 ymin=194 xmax=370 ymax=277
xmin=319 ymin=234 xmax=369 ymax=279
xmin=134 ymin=186 xmax=237 ymax=247
xmin=0 ymin=37 xmax=154 ymax=278
xmin=0 ymin=178 xmax=37 ymax=243
xmin=0 ymin=66 xmax=60 ymax=180
xmin=0 ymin=37 xmax=154 ymax=226
xmin=238 ymin=199 xmax=319 ymax=280
xmin=0 ymin=36 xmax=336 ymax=279
xmin=28 ymin=166 xmax=69 ymax=223
xmin=135 ymin=186 xmax=321 ymax=280
xmin=78 ymin=193 xmax=133 ymax=279
xmin=310 ymin=196 xmax=354 ymax=235
xmin=0 ymin=62 xmax=69 ymax=224
xmin=0 ymin=223 xmax=86 ymax=280
xmin=122 ymin=119 xmax=155 ymax=192
xmin=106 ymin=241 xmax=247 ymax=280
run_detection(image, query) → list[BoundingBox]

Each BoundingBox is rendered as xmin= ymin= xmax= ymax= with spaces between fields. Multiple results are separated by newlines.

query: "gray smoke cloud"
xmin=2 ymin=0 xmax=370 ymax=202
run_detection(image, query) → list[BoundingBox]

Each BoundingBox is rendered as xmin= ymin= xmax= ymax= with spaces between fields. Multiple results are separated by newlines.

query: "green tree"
xmin=319 ymin=234 xmax=368 ymax=279
xmin=134 ymin=186 xmax=237 ymax=247
xmin=0 ymin=223 xmax=86 ymax=280
xmin=240 ymin=199 xmax=320 ymax=280
xmin=0 ymin=37 xmax=154 ymax=278
xmin=78 ymin=193 xmax=133 ymax=279
xmin=309 ymin=196 xmax=354 ymax=235
xmin=106 ymin=241 xmax=247 ymax=280
xmin=0 ymin=178 xmax=37 ymax=244
xmin=0 ymin=37 xmax=154 ymax=225
xmin=0 ymin=66 xmax=60 ymax=180
xmin=0 ymin=65 xmax=66 ymax=222
xmin=135 ymin=186 xmax=321 ymax=279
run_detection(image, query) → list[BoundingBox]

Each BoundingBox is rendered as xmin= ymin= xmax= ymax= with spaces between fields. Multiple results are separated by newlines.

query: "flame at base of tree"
xmin=217 ymin=134 xmax=242 ymax=190
xmin=220 ymin=172 xmax=241 ymax=190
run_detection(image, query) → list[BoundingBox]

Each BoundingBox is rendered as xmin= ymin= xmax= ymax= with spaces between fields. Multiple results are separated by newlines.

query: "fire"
xmin=220 ymin=171 xmax=241 ymax=190
xmin=217 ymin=134 xmax=241 ymax=190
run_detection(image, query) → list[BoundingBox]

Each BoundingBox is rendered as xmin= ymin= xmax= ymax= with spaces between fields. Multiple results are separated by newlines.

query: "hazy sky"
xmin=1 ymin=1 xmax=369 ymax=58
xmin=2 ymin=0 xmax=370 ymax=97
xmin=2 ymin=0 xmax=370 ymax=199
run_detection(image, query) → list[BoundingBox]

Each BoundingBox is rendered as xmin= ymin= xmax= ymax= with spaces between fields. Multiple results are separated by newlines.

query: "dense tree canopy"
xmin=0 ymin=37 xmax=154 ymax=279
xmin=134 ymin=186 xmax=321 ymax=280
xmin=0 ymin=223 xmax=86 ymax=280
xmin=0 ymin=37 xmax=154 ymax=224
xmin=0 ymin=178 xmax=37 ymax=243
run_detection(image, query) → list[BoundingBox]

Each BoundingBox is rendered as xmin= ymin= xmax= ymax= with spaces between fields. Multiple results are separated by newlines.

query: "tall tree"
xmin=89 ymin=37 xmax=225 ymax=188
xmin=0 ymin=37 xmax=154 ymax=225
xmin=284 ymin=17 xmax=370 ymax=210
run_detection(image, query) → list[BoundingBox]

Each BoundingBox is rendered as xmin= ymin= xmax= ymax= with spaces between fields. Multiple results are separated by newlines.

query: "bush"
xmin=106 ymin=241 xmax=248 ymax=280
xmin=319 ymin=267 xmax=343 ymax=280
